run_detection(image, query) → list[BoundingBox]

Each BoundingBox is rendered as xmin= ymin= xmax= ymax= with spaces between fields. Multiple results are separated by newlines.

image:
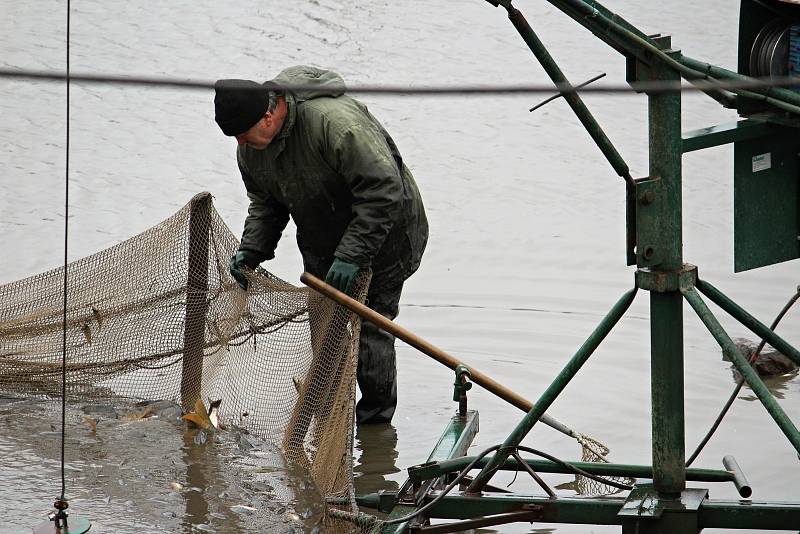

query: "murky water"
xmin=2 ymin=1 xmax=799 ymax=532
xmin=0 ymin=393 xmax=324 ymax=532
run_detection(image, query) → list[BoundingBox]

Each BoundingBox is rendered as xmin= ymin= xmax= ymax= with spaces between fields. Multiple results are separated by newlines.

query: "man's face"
xmin=235 ymin=114 xmax=280 ymax=150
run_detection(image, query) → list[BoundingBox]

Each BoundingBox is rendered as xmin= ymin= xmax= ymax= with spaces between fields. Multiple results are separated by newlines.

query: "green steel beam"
xmin=532 ymin=0 xmax=737 ymax=108
xmin=539 ymin=0 xmax=655 ymax=58
xmin=696 ymin=279 xmax=800 ymax=367
xmin=418 ymin=492 xmax=800 ymax=530
xmin=699 ymin=500 xmax=800 ymax=530
xmin=681 ymin=119 xmax=772 ymax=153
xmin=500 ymin=4 xmax=630 ymax=181
xmin=422 ymin=491 xmax=624 ymax=523
xmin=494 ymin=1 xmax=637 ymax=264
xmin=646 ymin=55 xmax=686 ymax=497
xmin=409 ymin=456 xmax=744 ymax=492
xmin=465 ymin=287 xmax=637 ymax=493
xmin=682 ymin=287 xmax=800 ymax=455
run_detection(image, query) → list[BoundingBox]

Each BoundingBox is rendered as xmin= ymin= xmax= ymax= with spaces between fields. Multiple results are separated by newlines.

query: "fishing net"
xmin=0 ymin=192 xmax=372 ymax=532
xmin=574 ymin=434 xmax=635 ymax=496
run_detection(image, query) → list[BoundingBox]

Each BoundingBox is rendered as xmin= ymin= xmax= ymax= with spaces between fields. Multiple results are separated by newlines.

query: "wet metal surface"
xmin=2 ymin=1 xmax=800 ymax=532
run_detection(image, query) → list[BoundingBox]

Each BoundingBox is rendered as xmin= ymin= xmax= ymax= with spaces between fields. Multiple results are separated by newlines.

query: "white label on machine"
xmin=752 ymin=152 xmax=771 ymax=173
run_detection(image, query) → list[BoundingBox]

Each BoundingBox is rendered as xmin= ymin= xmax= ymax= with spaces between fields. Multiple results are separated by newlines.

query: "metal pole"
xmin=696 ymin=279 xmax=800 ymax=366
xmin=683 ymin=287 xmax=800 ymax=454
xmin=180 ymin=192 xmax=211 ymax=411
xmin=465 ymin=286 xmax=637 ymax=493
xmin=497 ymin=2 xmax=636 ymax=264
xmin=647 ymin=57 xmax=686 ymax=497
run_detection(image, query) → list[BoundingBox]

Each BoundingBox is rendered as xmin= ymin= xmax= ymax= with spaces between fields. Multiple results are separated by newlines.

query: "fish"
xmin=208 ymin=398 xmax=222 ymax=429
xmin=83 ymin=415 xmax=98 ymax=434
xmin=182 ymin=398 xmax=222 ymax=431
xmin=292 ymin=376 xmax=303 ymax=393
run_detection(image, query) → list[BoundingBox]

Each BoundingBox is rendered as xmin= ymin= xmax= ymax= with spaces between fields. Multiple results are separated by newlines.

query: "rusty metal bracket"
xmin=636 ymin=264 xmax=698 ymax=293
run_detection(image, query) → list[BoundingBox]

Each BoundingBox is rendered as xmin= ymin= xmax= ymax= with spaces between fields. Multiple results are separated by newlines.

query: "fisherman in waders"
xmin=214 ymin=66 xmax=428 ymax=425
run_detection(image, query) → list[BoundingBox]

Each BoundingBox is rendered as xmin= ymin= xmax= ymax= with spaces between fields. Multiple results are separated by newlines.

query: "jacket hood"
xmin=267 ymin=65 xmax=345 ymax=102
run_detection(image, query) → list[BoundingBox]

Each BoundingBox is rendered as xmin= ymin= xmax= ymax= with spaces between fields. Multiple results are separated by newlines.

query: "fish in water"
xmin=182 ymin=398 xmax=222 ymax=430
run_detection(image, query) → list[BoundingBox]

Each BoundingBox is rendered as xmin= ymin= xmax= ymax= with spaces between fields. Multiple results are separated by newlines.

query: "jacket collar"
xmin=268 ymin=93 xmax=297 ymax=157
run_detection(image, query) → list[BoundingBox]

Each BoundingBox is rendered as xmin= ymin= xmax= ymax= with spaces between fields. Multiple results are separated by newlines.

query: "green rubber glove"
xmin=325 ymin=258 xmax=360 ymax=294
xmin=229 ymin=249 xmax=263 ymax=290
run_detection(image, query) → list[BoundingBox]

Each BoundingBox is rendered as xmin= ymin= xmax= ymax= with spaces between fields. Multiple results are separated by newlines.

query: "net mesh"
xmin=0 ymin=192 xmax=370 ymax=531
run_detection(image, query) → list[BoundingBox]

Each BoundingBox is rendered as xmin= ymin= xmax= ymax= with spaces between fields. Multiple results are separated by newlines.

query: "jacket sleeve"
xmin=238 ymin=157 xmax=290 ymax=261
xmin=329 ymin=124 xmax=403 ymax=268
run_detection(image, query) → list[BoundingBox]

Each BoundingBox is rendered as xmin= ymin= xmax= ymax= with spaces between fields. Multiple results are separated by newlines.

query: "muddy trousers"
xmin=356 ymin=282 xmax=402 ymax=424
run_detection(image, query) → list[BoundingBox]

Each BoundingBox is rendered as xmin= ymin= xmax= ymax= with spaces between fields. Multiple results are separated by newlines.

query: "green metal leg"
xmin=645 ymin=55 xmax=686 ymax=498
xmin=650 ymin=291 xmax=685 ymax=495
xmin=465 ymin=287 xmax=638 ymax=493
xmin=696 ymin=278 xmax=800 ymax=366
xmin=683 ymin=287 xmax=800 ymax=454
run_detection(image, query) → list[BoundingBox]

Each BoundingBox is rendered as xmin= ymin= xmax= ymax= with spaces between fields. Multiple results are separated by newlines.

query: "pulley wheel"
xmin=749 ymin=19 xmax=791 ymax=78
xmin=767 ymin=27 xmax=790 ymax=77
xmin=32 ymin=516 xmax=91 ymax=534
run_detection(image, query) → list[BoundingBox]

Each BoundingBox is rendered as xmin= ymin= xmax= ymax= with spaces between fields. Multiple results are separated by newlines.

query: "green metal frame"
xmin=356 ymin=0 xmax=800 ymax=532
xmin=375 ymin=410 xmax=480 ymax=533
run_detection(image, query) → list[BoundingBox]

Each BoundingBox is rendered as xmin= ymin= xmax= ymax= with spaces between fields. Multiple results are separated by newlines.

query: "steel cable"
xmin=59 ymin=0 xmax=71 ymax=503
xmin=2 ymin=67 xmax=800 ymax=99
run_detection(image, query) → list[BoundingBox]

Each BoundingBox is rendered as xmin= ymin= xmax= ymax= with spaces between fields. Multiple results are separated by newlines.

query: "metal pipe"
xmin=646 ymin=58 xmax=686 ymax=497
xmin=498 ymin=3 xmax=637 ymax=263
xmin=411 ymin=455 xmax=740 ymax=484
xmin=722 ymin=455 xmax=752 ymax=498
xmin=542 ymin=0 xmax=652 ymax=43
xmin=465 ymin=286 xmax=637 ymax=493
xmin=678 ymin=54 xmax=800 ymax=110
xmin=682 ymin=287 xmax=800 ymax=455
xmin=529 ymin=72 xmax=606 ymax=112
xmin=696 ymin=279 xmax=800 ymax=366
xmin=531 ymin=0 xmax=738 ymax=109
xmin=300 ymin=272 xmax=591 ymax=441
xmin=504 ymin=5 xmax=630 ymax=180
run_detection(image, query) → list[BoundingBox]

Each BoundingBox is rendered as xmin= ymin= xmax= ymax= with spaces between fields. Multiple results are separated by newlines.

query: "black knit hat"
xmin=214 ymin=79 xmax=269 ymax=136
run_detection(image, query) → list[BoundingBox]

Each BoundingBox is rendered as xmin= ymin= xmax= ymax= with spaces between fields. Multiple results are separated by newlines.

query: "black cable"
xmin=60 ymin=0 xmax=71 ymax=503
xmin=2 ymin=67 xmax=800 ymax=97
xmin=381 ymin=444 xmax=502 ymax=525
xmin=686 ymin=288 xmax=800 ymax=467
xmin=515 ymin=445 xmax=633 ymax=491
xmin=379 ymin=442 xmax=632 ymax=526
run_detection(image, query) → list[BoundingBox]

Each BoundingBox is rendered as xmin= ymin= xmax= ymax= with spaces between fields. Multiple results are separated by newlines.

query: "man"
xmin=214 ymin=66 xmax=428 ymax=424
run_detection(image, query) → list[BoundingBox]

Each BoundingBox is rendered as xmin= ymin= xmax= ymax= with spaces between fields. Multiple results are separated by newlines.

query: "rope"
xmin=59 ymin=0 xmax=71 ymax=503
xmin=686 ymin=287 xmax=800 ymax=467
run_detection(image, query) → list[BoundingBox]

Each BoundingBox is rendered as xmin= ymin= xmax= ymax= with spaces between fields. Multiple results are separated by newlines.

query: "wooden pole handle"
xmin=301 ymin=272 xmax=543 ymax=417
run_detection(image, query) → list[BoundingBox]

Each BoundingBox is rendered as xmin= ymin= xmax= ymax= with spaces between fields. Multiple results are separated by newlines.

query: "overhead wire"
xmin=1 ymin=66 xmax=800 ymax=100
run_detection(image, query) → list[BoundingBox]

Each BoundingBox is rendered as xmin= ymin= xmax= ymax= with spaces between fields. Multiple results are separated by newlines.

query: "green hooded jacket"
xmin=237 ymin=65 xmax=428 ymax=288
